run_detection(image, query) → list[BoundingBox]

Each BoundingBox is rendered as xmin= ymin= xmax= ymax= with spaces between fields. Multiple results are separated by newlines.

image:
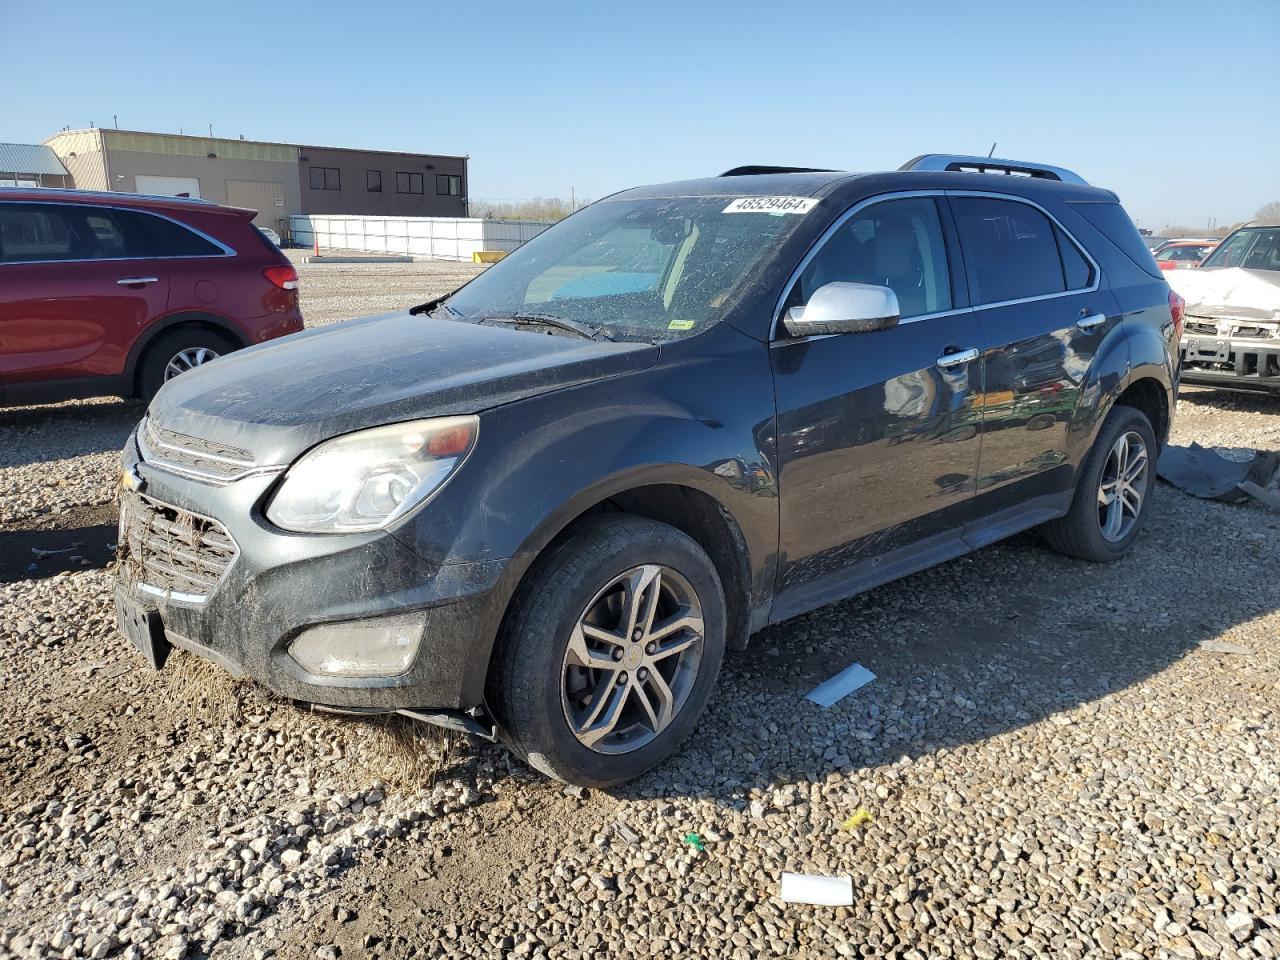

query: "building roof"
xmin=45 ymin=127 xmax=468 ymax=163
xmin=0 ymin=143 xmax=69 ymax=176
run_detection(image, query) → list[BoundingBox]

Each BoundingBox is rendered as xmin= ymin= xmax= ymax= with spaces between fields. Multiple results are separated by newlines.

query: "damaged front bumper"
xmin=112 ymin=435 xmax=507 ymax=737
xmin=1179 ymin=317 xmax=1280 ymax=392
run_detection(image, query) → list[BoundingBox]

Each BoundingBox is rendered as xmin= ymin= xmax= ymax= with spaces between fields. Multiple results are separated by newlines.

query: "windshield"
xmin=444 ymin=195 xmax=816 ymax=340
xmin=1201 ymin=227 xmax=1280 ymax=272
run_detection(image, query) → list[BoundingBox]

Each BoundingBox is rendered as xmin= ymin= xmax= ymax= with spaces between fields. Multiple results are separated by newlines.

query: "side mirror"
xmin=783 ymin=282 xmax=901 ymax=337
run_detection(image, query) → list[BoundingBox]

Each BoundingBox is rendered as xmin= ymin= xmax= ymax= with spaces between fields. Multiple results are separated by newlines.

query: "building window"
xmin=309 ymin=167 xmax=341 ymax=191
xmin=436 ymin=174 xmax=462 ymax=197
xmin=396 ymin=172 xmax=424 ymax=194
xmin=366 ymin=170 xmax=382 ymax=193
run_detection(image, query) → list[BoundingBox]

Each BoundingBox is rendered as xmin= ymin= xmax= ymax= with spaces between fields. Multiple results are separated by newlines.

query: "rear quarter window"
xmin=1067 ymin=201 xmax=1162 ymax=278
xmin=132 ymin=212 xmax=226 ymax=257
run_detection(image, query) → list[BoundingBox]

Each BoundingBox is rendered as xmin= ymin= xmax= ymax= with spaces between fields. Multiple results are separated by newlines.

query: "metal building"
xmin=0 ymin=143 xmax=71 ymax=187
xmin=41 ymin=128 xmax=468 ymax=239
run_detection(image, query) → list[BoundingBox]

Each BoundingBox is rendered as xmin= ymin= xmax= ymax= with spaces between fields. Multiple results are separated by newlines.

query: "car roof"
xmin=0 ymin=186 xmax=249 ymax=217
xmin=611 ymin=169 xmax=1117 ymax=205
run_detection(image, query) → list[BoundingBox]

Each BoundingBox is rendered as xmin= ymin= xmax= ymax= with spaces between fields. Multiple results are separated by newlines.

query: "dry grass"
xmin=162 ymin=648 xmax=263 ymax=725
xmin=346 ymin=713 xmax=462 ymax=788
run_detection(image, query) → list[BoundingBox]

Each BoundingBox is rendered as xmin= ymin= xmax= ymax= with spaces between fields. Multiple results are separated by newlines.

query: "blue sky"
xmin=3 ymin=0 xmax=1276 ymax=229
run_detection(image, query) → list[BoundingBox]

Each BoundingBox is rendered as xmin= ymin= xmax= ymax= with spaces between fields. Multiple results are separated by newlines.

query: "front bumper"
xmin=113 ymin=436 xmax=508 ymax=713
xmin=1178 ymin=334 xmax=1280 ymax=392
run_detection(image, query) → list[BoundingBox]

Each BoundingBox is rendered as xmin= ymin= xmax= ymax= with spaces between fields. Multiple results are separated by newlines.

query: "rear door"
xmin=0 ymin=202 xmax=168 ymax=384
xmin=946 ymin=193 xmax=1113 ymax=541
xmin=770 ymin=194 xmax=984 ymax=619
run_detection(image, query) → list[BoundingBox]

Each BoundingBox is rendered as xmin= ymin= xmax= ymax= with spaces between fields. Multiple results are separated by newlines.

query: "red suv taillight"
xmin=263 ymin=265 xmax=299 ymax=291
xmin=1169 ymin=289 xmax=1185 ymax=340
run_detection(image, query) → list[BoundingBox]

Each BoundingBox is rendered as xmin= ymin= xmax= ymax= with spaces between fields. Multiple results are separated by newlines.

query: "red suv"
xmin=0 ymin=188 xmax=303 ymax=406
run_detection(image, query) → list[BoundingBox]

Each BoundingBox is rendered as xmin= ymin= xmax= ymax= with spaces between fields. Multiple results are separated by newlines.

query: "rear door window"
xmin=951 ymin=196 xmax=1067 ymax=304
xmin=791 ymin=196 xmax=952 ymax=319
xmin=0 ymin=204 xmax=76 ymax=262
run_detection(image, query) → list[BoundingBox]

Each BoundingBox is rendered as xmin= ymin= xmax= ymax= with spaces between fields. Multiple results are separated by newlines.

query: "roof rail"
xmin=719 ymin=165 xmax=837 ymax=177
xmin=900 ymin=154 xmax=1088 ymax=186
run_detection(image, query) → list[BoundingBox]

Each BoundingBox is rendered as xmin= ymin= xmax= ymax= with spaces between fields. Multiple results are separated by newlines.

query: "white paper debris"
xmin=1199 ymin=640 xmax=1251 ymax=655
xmin=805 ymin=662 xmax=876 ymax=708
xmin=780 ymin=872 xmax=854 ymax=906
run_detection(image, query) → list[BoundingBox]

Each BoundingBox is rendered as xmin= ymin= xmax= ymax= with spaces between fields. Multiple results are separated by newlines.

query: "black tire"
xmin=1042 ymin=404 xmax=1158 ymax=562
xmin=488 ymin=514 xmax=726 ymax=788
xmin=138 ymin=328 xmax=237 ymax=401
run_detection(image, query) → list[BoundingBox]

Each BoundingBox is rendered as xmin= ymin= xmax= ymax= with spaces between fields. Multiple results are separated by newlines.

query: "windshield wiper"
xmin=473 ymin=312 xmax=611 ymax=341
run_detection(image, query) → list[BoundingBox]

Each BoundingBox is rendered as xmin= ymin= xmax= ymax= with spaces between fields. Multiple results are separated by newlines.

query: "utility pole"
xmin=570 ymin=186 xmax=576 ymax=212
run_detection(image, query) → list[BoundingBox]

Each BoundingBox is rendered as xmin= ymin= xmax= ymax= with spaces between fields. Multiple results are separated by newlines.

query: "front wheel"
xmin=489 ymin=515 xmax=726 ymax=787
xmin=1042 ymin=404 xmax=1158 ymax=562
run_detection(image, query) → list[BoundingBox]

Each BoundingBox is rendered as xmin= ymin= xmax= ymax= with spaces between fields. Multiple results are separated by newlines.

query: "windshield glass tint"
xmin=1202 ymin=228 xmax=1280 ymax=271
xmin=445 ymin=196 xmax=813 ymax=339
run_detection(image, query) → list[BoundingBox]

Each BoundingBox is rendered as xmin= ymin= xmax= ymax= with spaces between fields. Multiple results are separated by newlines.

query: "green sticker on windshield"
xmin=668 ymin=319 xmax=696 ymax=331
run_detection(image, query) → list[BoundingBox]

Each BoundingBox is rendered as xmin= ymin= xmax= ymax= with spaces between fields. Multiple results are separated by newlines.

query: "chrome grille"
xmin=139 ymin=418 xmax=256 ymax=484
xmin=118 ymin=492 xmax=238 ymax=603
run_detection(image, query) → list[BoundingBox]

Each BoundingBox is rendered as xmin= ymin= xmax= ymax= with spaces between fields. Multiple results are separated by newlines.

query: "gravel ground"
xmin=2 ymin=262 xmax=1278 ymax=959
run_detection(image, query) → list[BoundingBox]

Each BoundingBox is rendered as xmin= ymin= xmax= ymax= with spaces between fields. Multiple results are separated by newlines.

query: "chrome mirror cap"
xmin=783 ymin=282 xmax=901 ymax=337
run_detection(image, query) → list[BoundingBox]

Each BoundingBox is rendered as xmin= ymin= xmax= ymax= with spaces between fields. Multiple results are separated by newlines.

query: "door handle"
xmin=116 ymin=276 xmax=159 ymax=286
xmin=936 ymin=347 xmax=979 ymax=369
xmin=1077 ymin=312 xmax=1107 ymax=332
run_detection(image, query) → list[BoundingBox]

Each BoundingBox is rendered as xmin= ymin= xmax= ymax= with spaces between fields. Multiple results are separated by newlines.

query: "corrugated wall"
xmin=44 ymin=130 xmax=108 ymax=191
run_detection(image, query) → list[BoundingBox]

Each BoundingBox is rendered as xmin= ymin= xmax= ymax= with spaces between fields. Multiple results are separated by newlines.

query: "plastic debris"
xmin=30 ymin=545 xmax=75 ymax=558
xmin=1200 ymin=640 xmax=1251 ymax=655
xmin=1157 ymin=443 xmax=1280 ymax=505
xmin=806 ymin=662 xmax=876 ymax=708
xmin=780 ymin=872 xmax=854 ymax=906
xmin=614 ymin=822 xmax=640 ymax=845
xmin=682 ymin=832 xmax=706 ymax=852
xmin=841 ymin=808 xmax=874 ymax=830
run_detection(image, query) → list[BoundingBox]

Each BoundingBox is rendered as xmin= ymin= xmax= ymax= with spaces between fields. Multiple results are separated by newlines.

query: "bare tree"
xmin=1255 ymin=201 xmax=1280 ymax=222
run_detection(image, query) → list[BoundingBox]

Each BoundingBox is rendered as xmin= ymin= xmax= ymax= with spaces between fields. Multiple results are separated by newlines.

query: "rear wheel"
xmin=1042 ymin=404 xmax=1157 ymax=562
xmin=139 ymin=328 xmax=237 ymax=400
xmin=489 ymin=515 xmax=726 ymax=787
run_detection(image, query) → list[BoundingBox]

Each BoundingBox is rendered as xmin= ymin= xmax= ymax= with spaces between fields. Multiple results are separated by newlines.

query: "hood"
xmin=148 ymin=311 xmax=658 ymax=465
xmin=1167 ymin=267 xmax=1280 ymax=322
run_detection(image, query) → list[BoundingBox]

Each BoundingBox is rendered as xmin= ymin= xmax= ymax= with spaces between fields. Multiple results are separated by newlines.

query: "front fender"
xmin=390 ymin=323 xmax=780 ymax=647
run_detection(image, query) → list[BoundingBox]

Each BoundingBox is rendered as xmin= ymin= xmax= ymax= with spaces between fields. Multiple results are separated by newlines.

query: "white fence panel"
xmin=289 ymin=214 xmax=552 ymax=262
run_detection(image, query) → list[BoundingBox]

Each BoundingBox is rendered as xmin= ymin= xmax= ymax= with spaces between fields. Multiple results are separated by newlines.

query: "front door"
xmin=770 ymin=195 xmax=983 ymax=621
xmin=946 ymin=194 xmax=1115 ymax=537
xmin=0 ymin=202 xmax=168 ymax=384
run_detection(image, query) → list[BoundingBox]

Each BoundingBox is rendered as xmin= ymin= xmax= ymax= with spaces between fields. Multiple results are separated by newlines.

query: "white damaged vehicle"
xmin=1170 ymin=219 xmax=1280 ymax=394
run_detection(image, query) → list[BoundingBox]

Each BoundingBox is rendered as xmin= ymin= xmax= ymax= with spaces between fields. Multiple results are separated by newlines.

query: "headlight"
xmin=266 ymin=416 xmax=477 ymax=533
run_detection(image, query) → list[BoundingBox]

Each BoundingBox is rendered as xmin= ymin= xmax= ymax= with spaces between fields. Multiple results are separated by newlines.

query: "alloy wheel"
xmin=163 ymin=347 xmax=220 ymax=381
xmin=560 ymin=564 xmax=705 ymax=755
xmin=1097 ymin=430 xmax=1148 ymax=542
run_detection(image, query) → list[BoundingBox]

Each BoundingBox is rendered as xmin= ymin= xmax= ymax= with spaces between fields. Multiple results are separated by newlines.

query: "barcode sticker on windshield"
xmin=723 ymin=197 xmax=819 ymax=215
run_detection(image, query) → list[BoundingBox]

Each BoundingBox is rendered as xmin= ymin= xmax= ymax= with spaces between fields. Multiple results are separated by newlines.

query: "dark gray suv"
xmin=114 ymin=154 xmax=1180 ymax=786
